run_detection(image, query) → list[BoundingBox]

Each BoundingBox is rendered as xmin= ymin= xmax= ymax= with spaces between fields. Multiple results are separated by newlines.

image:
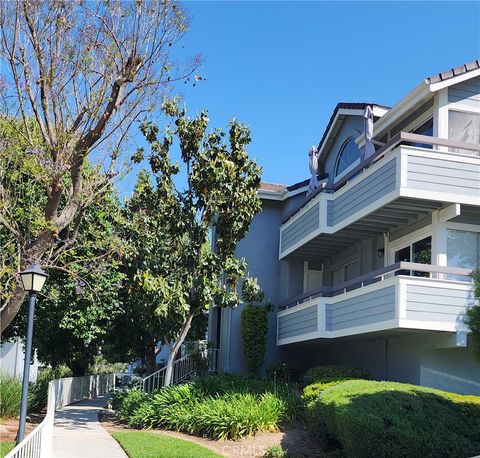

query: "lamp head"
xmin=19 ymin=262 xmax=48 ymax=292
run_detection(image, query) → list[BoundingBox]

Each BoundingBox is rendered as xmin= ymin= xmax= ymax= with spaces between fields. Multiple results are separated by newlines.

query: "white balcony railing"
xmin=279 ymin=134 xmax=480 ymax=259
xmin=277 ymin=263 xmax=474 ymax=346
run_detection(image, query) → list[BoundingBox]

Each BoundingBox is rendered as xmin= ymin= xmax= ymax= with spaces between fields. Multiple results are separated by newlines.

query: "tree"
xmin=2 ymin=180 xmax=125 ymax=376
xmin=0 ymin=0 xmax=199 ymax=331
xmin=131 ymin=101 xmax=262 ymax=384
xmin=466 ymin=268 xmax=480 ymax=360
xmin=103 ymin=170 xmax=208 ymax=375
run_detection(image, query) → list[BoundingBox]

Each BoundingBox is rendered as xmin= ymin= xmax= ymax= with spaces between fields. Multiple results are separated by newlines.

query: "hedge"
xmin=303 ymin=365 xmax=370 ymax=385
xmin=308 ymin=379 xmax=480 ymax=458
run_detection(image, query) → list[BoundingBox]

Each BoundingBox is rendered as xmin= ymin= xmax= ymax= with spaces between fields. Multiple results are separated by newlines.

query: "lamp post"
xmin=16 ymin=262 xmax=48 ymax=444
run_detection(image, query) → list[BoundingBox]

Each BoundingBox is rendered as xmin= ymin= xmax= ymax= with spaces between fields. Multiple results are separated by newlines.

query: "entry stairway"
xmin=140 ymin=348 xmax=218 ymax=392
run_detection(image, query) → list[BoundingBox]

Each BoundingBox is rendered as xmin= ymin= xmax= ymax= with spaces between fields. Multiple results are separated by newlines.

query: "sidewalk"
xmin=52 ymin=395 xmax=127 ymax=458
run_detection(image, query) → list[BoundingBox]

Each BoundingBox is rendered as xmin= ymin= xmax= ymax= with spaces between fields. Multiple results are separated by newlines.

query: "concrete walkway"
xmin=52 ymin=395 xmax=127 ymax=458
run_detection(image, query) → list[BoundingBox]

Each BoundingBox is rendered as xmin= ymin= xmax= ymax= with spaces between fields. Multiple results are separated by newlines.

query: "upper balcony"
xmin=279 ymin=133 xmax=480 ymax=259
xmin=276 ymin=263 xmax=474 ymax=346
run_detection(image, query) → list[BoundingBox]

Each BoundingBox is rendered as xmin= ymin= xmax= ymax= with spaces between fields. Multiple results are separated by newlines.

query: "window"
xmin=394 ymin=236 xmax=431 ymax=277
xmin=449 ymin=111 xmax=480 ymax=154
xmin=447 ymin=229 xmax=480 ymax=280
xmin=407 ymin=118 xmax=433 ymax=149
xmin=335 ymin=138 xmax=360 ymax=178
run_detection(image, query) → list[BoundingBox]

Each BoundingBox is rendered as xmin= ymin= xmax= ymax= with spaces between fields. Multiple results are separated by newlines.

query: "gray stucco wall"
xmin=221 ymin=199 xmax=285 ymax=374
xmin=322 ymin=235 xmax=384 ymax=287
xmin=279 ymin=332 xmax=480 ymax=395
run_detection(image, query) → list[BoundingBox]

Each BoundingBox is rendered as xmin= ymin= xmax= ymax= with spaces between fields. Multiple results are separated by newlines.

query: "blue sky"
xmin=120 ymin=1 xmax=480 ymax=194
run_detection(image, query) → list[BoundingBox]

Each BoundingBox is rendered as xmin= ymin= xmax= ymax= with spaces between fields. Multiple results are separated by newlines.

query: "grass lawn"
xmin=111 ymin=431 xmax=223 ymax=458
xmin=0 ymin=442 xmax=15 ymax=458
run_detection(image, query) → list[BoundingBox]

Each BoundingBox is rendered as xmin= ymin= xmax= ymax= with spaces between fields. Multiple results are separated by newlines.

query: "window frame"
xmin=334 ymin=136 xmax=361 ymax=180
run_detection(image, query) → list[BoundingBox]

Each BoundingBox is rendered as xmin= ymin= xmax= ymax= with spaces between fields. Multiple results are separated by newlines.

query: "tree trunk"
xmin=164 ymin=312 xmax=195 ymax=386
xmin=1 ymin=230 xmax=55 ymax=332
xmin=0 ymin=284 xmax=27 ymax=333
xmin=70 ymin=360 xmax=87 ymax=377
xmin=145 ymin=341 xmax=157 ymax=376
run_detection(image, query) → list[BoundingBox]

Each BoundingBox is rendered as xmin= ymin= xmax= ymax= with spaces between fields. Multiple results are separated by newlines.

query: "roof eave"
xmin=428 ymin=66 xmax=480 ymax=92
xmin=258 ymin=185 xmax=308 ymax=201
xmin=357 ymin=81 xmax=431 ymax=146
xmin=358 ymin=66 xmax=480 ymax=147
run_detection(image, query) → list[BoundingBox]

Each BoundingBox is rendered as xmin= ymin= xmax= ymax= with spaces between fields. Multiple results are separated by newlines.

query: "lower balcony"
xmin=276 ymin=263 xmax=474 ymax=346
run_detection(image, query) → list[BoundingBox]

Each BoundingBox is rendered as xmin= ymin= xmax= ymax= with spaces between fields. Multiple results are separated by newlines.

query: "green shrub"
xmin=266 ymin=363 xmax=290 ymax=384
xmin=302 ymin=379 xmax=355 ymax=408
xmin=466 ymin=267 xmax=480 ymax=359
xmin=112 ymin=388 xmax=149 ymax=421
xmin=303 ymin=365 xmax=370 ymax=385
xmin=241 ymin=303 xmax=271 ymax=377
xmin=263 ymin=445 xmax=290 ymax=458
xmin=310 ymin=379 xmax=480 ymax=458
xmin=0 ymin=373 xmax=22 ymax=420
xmin=114 ymin=374 xmax=300 ymax=440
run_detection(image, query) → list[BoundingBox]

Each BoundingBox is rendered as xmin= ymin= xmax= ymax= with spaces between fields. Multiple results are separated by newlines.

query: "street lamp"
xmin=16 ymin=262 xmax=48 ymax=444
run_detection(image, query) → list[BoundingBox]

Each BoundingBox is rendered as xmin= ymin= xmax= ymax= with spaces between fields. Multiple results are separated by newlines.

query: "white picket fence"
xmin=5 ymin=374 xmax=115 ymax=458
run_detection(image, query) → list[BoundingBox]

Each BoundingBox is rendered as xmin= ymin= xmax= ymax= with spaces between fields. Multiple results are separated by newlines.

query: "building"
xmin=0 ymin=338 xmax=43 ymax=382
xmin=207 ymin=61 xmax=480 ymax=395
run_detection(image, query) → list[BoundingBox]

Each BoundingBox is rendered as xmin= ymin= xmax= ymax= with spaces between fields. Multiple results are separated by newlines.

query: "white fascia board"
xmin=258 ymin=185 xmax=308 ymax=202
xmin=373 ymin=106 xmax=389 ymax=117
xmin=428 ymin=68 xmax=480 ymax=92
xmin=258 ymin=190 xmax=284 ymax=201
xmin=317 ymin=108 xmax=366 ymax=159
xmin=398 ymin=319 xmax=467 ymax=333
xmin=358 ymin=69 xmax=480 ymax=147
xmin=357 ymin=82 xmax=431 ymax=148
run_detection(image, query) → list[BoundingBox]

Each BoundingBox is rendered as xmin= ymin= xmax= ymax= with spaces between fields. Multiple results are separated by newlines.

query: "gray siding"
xmin=326 ymin=285 xmax=395 ymax=331
xmin=448 ymin=76 xmax=480 ymax=108
xmin=407 ymin=155 xmax=480 ymax=197
xmin=405 ymin=284 xmax=471 ymax=324
xmin=281 ymin=202 xmax=319 ymax=253
xmin=328 ymin=158 xmax=397 ymax=226
xmin=278 ymin=305 xmax=318 ymax=340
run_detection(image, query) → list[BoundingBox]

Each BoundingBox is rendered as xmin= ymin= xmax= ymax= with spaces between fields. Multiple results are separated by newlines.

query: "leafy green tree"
xmin=466 ymin=268 xmax=480 ymax=360
xmin=0 ymin=0 xmax=198 ymax=331
xmin=130 ymin=101 xmax=262 ymax=384
xmin=2 ymin=182 xmax=125 ymax=376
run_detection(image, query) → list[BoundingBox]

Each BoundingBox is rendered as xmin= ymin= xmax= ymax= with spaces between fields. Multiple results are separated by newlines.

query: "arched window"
xmin=335 ymin=137 xmax=360 ymax=177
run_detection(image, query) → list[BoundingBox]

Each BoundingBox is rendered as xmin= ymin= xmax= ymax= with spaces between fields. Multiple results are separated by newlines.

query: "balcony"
xmin=276 ymin=263 xmax=474 ymax=346
xmin=279 ymin=133 xmax=480 ymax=259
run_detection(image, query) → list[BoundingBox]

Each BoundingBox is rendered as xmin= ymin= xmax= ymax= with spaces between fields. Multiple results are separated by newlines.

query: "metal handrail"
xmin=142 ymin=366 xmax=166 ymax=392
xmin=140 ymin=347 xmax=220 ymax=392
xmin=277 ymin=262 xmax=473 ymax=310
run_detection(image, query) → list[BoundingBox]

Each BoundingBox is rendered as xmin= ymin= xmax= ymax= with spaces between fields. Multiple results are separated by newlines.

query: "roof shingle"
xmin=425 ymin=59 xmax=480 ymax=84
xmin=259 ymin=182 xmax=287 ymax=192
